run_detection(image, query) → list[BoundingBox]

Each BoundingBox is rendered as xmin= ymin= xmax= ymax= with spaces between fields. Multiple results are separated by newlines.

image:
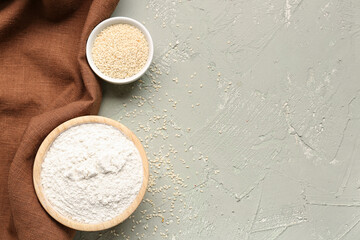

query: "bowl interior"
xmin=33 ymin=116 xmax=149 ymax=231
xmin=86 ymin=17 xmax=154 ymax=85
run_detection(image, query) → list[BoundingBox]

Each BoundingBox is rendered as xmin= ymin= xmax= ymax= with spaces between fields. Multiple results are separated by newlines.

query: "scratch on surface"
xmin=267 ymin=226 xmax=288 ymax=240
xmin=334 ymin=216 xmax=360 ymax=240
xmin=251 ymin=220 xmax=306 ymax=234
xmin=289 ymin=123 xmax=316 ymax=152
xmin=307 ymin=202 xmax=360 ymax=208
xmin=235 ymin=174 xmax=267 ymax=202
xmin=306 ymin=194 xmax=360 ymax=207
xmin=247 ymin=183 xmax=264 ymax=240
xmin=287 ymin=121 xmax=320 ymax=161
xmin=331 ymin=95 xmax=357 ymax=163
xmin=209 ymin=177 xmax=233 ymax=195
xmin=248 ymin=226 xmax=289 ymax=240
xmin=331 ymin=118 xmax=350 ymax=164
xmin=333 ymin=95 xmax=360 ymax=196
xmin=283 ymin=100 xmax=320 ymax=160
xmin=335 ymin=135 xmax=358 ymax=197
xmin=251 ymin=203 xmax=307 ymax=234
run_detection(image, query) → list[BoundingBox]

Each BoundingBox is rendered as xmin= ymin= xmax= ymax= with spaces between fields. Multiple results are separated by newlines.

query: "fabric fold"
xmin=0 ymin=0 xmax=119 ymax=239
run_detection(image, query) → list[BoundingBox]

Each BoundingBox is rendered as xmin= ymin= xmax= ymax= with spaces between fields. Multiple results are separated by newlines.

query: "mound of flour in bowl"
xmin=41 ymin=123 xmax=143 ymax=224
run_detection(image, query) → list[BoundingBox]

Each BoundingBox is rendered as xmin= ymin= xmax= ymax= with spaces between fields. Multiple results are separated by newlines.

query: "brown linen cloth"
xmin=0 ymin=0 xmax=119 ymax=239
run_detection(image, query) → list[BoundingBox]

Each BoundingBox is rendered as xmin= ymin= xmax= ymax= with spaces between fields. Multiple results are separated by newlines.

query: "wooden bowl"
xmin=33 ymin=115 xmax=149 ymax=231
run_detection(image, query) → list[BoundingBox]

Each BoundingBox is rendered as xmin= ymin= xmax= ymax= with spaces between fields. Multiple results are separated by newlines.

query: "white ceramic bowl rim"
xmin=86 ymin=17 xmax=154 ymax=84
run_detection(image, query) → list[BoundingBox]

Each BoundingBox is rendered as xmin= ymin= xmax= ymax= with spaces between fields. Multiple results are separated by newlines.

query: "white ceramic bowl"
xmin=86 ymin=17 xmax=154 ymax=85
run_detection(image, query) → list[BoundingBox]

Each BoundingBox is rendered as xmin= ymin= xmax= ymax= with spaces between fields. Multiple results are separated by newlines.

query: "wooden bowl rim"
xmin=33 ymin=115 xmax=149 ymax=231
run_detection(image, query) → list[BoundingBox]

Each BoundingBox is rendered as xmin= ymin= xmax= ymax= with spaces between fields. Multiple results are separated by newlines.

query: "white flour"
xmin=41 ymin=123 xmax=143 ymax=224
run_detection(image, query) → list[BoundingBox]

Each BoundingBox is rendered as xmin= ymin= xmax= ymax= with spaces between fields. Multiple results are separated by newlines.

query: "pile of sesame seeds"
xmin=92 ymin=24 xmax=149 ymax=79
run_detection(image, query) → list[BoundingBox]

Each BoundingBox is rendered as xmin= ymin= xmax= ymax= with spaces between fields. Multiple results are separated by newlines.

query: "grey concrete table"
xmin=75 ymin=0 xmax=360 ymax=239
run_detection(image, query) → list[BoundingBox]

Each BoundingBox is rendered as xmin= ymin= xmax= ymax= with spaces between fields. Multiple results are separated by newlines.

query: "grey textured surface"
xmin=75 ymin=0 xmax=360 ymax=239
